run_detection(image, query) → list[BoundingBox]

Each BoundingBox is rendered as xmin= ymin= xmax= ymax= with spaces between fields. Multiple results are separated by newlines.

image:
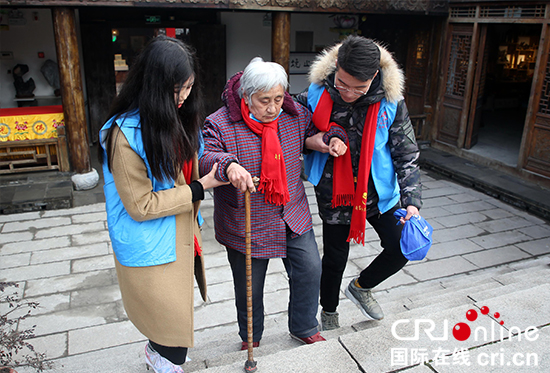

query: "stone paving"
xmin=1 ymin=169 xmax=550 ymax=372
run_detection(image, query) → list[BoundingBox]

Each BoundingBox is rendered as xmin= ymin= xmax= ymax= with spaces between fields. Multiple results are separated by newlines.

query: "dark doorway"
xmin=79 ymin=7 xmax=225 ymax=143
xmin=467 ymin=24 xmax=541 ymax=166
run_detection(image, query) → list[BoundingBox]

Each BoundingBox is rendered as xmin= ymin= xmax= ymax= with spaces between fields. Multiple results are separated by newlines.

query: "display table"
xmin=0 ymin=105 xmax=69 ymax=174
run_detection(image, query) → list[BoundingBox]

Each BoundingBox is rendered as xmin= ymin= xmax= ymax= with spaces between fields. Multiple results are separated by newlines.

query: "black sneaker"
xmin=321 ymin=310 xmax=340 ymax=331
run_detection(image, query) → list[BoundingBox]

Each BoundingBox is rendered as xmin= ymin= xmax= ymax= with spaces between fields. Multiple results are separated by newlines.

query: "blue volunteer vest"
xmin=304 ymin=83 xmax=400 ymax=214
xmin=100 ymin=110 xmax=177 ymax=267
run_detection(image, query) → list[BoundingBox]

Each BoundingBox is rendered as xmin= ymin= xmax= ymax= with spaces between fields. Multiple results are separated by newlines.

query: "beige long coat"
xmin=108 ymin=126 xmax=206 ymax=347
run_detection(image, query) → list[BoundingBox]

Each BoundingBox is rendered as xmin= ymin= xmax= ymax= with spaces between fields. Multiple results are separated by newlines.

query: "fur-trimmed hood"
xmin=308 ymin=41 xmax=405 ymax=104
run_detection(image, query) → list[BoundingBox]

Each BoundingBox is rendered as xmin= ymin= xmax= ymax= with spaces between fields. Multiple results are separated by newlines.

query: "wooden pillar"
xmin=272 ymin=12 xmax=291 ymax=77
xmin=52 ymin=7 xmax=90 ymax=174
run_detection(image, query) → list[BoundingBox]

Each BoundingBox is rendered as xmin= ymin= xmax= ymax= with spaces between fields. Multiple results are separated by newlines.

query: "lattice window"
xmin=479 ymin=5 xmax=546 ymax=18
xmin=445 ymin=33 xmax=471 ymax=97
xmin=450 ymin=7 xmax=476 ymax=18
xmin=539 ymin=48 xmax=550 ymax=115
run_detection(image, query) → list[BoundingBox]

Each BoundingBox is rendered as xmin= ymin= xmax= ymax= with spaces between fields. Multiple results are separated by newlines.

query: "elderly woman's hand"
xmin=226 ymin=162 xmax=256 ymax=193
xmin=328 ymin=137 xmax=347 ymax=157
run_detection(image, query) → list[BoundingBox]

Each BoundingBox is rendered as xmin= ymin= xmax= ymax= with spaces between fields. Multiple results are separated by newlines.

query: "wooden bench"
xmin=410 ymin=114 xmax=428 ymax=141
xmin=0 ymin=105 xmax=70 ymax=174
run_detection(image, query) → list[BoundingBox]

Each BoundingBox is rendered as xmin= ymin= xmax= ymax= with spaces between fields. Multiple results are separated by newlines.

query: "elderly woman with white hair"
xmin=200 ymin=57 xmax=341 ymax=349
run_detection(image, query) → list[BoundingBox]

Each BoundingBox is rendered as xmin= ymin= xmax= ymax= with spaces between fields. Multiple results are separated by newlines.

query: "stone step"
xmin=19 ymin=281 xmax=548 ymax=373
xmin=505 ymin=255 xmax=550 ymax=271
xmin=187 ymin=312 xmax=300 ymax=370
xmin=409 ymin=263 xmax=550 ymax=307
xmin=23 ymin=256 xmax=549 ymax=373
xmin=372 ymin=263 xmax=512 ymax=305
xmin=380 ymin=278 xmax=504 ymax=316
xmin=339 ymin=262 xmax=547 ymax=327
xmin=374 ymin=279 xmax=445 ymax=304
xmin=491 ymin=261 xmax=550 ymax=286
xmin=0 ymin=178 xmax=73 ymax=214
xmin=193 ymin=284 xmax=550 ymax=372
xmin=372 ymin=257 xmax=549 ymax=314
xmin=193 ymin=338 xmax=361 ymax=373
xmin=378 ymin=268 xmax=550 ymax=329
xmin=190 ymin=258 xmax=549 ymax=361
xmin=342 ymin=283 xmax=550 ymax=372
xmin=189 ymin=267 xmax=501 ymax=358
xmin=191 ymin=267 xmax=550 ymax=371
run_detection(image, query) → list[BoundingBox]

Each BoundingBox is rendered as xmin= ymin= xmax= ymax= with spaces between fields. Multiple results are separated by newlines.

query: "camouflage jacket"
xmin=296 ymin=42 xmax=422 ymax=225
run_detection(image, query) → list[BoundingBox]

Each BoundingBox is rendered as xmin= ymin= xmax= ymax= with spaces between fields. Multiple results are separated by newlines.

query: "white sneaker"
xmin=145 ymin=343 xmax=185 ymax=373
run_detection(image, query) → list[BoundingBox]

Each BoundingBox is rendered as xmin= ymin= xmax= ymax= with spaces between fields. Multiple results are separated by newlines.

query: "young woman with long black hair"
xmin=100 ymin=36 xmax=226 ymax=373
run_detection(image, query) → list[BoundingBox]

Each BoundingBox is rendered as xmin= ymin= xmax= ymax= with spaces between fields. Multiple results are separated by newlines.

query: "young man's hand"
xmin=399 ymin=205 xmax=420 ymax=224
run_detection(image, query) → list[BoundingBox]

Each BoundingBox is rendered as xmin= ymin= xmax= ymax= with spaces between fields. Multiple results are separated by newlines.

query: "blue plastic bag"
xmin=393 ymin=209 xmax=433 ymax=261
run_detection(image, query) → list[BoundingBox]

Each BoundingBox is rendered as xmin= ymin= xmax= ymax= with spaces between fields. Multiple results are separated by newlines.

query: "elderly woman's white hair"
xmin=239 ymin=57 xmax=289 ymax=99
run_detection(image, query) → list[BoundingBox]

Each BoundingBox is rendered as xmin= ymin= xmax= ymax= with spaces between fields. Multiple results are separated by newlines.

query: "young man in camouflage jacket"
xmin=296 ymin=35 xmax=422 ymax=330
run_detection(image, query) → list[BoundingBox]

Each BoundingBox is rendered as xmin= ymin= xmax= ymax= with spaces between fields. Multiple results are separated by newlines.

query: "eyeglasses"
xmin=333 ymin=83 xmax=368 ymax=97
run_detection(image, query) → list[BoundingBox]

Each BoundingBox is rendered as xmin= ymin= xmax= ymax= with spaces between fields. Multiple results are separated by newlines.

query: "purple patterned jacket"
xmin=199 ymin=72 xmax=315 ymax=259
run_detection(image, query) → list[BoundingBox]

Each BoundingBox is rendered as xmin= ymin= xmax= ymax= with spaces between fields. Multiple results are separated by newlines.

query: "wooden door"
xmin=80 ymin=22 xmax=116 ymax=144
xmin=464 ymin=25 xmax=488 ymax=149
xmin=190 ymin=24 xmax=226 ymax=118
xmin=406 ymin=27 xmax=430 ymax=116
xmin=436 ymin=24 xmax=478 ymax=147
xmin=520 ymin=24 xmax=550 ymax=178
xmin=405 ymin=25 xmax=432 ymax=140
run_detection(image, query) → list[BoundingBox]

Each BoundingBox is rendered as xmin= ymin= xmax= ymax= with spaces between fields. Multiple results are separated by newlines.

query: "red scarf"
xmin=241 ymin=98 xmax=290 ymax=206
xmin=311 ymin=90 xmax=380 ymax=245
xmin=182 ymin=160 xmax=202 ymax=257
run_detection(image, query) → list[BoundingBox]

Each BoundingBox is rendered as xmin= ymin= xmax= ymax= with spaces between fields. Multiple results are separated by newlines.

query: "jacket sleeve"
xmin=110 ymin=126 xmax=195 ymax=222
xmin=294 ymin=89 xmax=308 ymax=108
xmin=295 ymin=91 xmax=318 ymax=141
xmin=200 ymin=117 xmax=238 ymax=182
xmin=323 ymin=126 xmax=348 ymax=145
xmin=388 ymin=100 xmax=422 ymax=209
xmin=294 ymin=90 xmax=349 ymax=150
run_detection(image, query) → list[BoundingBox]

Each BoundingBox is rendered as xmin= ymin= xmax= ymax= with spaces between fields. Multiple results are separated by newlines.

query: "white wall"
xmin=221 ymin=11 xmax=340 ymax=95
xmin=221 ymin=12 xmax=272 ymax=80
xmin=0 ymin=8 xmax=58 ymax=108
xmin=289 ymin=13 xmax=340 ymax=94
xmin=0 ymin=10 xmax=342 ymax=108
xmin=290 ymin=13 xmax=339 ymax=51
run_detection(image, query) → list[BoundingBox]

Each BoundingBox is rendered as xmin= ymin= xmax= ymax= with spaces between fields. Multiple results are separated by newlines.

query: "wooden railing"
xmin=0 ymin=125 xmax=70 ymax=174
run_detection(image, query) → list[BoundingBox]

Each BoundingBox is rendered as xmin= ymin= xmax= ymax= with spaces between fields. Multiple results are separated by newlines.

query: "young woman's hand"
xmin=198 ymin=163 xmax=229 ymax=190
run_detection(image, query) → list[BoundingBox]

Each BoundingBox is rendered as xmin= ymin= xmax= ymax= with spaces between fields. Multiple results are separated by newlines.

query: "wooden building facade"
xmin=432 ymin=0 xmax=550 ymax=187
xmin=1 ymin=0 xmax=549 ymax=188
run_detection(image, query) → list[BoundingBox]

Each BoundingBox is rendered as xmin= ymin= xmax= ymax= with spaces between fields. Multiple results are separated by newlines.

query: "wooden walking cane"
xmin=244 ymin=186 xmax=257 ymax=372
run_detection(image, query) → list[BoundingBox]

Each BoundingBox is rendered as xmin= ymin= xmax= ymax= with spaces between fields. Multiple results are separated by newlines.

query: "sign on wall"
xmin=289 ymin=52 xmax=317 ymax=74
